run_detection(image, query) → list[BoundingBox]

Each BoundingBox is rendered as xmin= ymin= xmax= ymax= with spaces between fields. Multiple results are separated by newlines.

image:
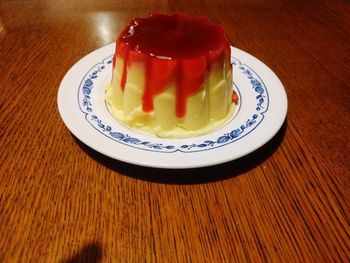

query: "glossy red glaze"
xmin=114 ymin=13 xmax=232 ymax=118
xmin=232 ymin=90 xmax=239 ymax=104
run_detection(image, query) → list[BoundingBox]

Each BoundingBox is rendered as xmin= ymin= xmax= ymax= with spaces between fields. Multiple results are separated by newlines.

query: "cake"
xmin=106 ymin=13 xmax=238 ymax=138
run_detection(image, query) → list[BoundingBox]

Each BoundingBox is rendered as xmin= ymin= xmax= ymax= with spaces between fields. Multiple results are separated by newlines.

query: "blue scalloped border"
xmin=78 ymin=54 xmax=269 ymax=153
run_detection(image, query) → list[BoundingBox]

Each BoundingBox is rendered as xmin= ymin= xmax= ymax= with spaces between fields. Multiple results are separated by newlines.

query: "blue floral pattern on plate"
xmin=78 ymin=55 xmax=269 ymax=153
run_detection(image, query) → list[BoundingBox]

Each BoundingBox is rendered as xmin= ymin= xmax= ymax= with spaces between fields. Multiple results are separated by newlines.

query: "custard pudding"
xmin=106 ymin=13 xmax=238 ymax=138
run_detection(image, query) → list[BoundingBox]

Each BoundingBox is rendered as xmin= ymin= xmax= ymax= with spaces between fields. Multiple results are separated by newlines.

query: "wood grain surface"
xmin=0 ymin=0 xmax=349 ymax=262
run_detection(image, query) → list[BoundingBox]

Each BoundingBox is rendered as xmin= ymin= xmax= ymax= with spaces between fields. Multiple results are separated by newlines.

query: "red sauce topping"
xmin=113 ymin=13 xmax=232 ymax=118
xmin=232 ymin=90 xmax=239 ymax=105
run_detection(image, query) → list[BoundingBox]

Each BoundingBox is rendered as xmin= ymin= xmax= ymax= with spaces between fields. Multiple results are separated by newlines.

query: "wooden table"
xmin=1 ymin=0 xmax=349 ymax=261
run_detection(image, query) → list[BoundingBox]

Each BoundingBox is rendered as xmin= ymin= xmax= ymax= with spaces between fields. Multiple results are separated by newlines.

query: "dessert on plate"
xmin=106 ymin=13 xmax=238 ymax=138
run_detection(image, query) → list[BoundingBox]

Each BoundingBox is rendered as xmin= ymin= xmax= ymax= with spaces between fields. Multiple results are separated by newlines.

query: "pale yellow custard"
xmin=106 ymin=13 xmax=237 ymax=138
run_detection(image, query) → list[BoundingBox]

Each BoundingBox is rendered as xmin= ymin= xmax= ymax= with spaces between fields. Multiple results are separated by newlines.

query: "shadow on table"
xmin=60 ymin=242 xmax=102 ymax=263
xmin=75 ymin=120 xmax=287 ymax=185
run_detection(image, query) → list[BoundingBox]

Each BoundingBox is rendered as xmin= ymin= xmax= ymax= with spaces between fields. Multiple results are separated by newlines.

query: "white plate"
xmin=57 ymin=43 xmax=287 ymax=169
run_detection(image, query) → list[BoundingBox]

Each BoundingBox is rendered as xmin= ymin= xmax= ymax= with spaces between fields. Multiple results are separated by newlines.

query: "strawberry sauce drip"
xmin=113 ymin=13 xmax=232 ymax=118
xmin=232 ymin=90 xmax=239 ymax=105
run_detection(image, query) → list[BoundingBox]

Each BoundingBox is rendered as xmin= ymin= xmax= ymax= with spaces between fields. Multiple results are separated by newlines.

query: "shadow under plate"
xmin=73 ymin=120 xmax=287 ymax=185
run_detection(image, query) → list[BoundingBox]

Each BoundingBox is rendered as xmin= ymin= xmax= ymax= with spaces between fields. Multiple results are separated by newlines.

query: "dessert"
xmin=106 ymin=13 xmax=238 ymax=138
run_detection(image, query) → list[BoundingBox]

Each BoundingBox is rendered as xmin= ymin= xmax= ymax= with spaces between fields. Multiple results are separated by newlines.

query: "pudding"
xmin=106 ymin=13 xmax=238 ymax=138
